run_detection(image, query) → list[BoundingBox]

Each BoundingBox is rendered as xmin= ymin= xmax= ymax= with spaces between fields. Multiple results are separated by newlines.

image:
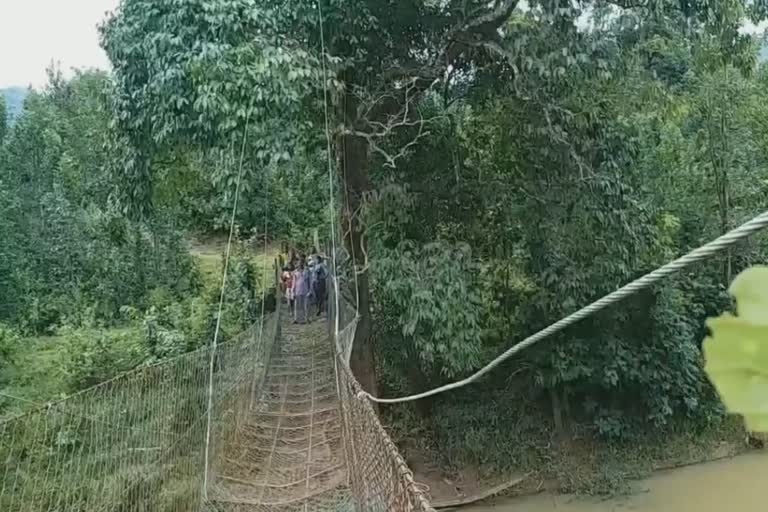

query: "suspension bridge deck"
xmin=209 ymin=315 xmax=353 ymax=511
xmin=0 ymin=294 xmax=434 ymax=511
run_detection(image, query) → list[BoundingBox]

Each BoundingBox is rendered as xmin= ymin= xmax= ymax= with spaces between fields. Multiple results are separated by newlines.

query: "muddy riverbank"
xmin=464 ymin=452 xmax=768 ymax=511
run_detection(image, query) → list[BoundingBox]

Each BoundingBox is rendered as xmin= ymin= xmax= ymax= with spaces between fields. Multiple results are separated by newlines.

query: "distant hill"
xmin=1 ymin=87 xmax=29 ymax=123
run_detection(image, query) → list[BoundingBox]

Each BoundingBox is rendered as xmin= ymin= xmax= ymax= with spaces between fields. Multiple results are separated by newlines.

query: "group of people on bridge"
xmin=280 ymin=249 xmax=328 ymax=324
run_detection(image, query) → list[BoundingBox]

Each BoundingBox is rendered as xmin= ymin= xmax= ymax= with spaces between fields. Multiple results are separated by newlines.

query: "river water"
xmin=466 ymin=452 xmax=768 ymax=512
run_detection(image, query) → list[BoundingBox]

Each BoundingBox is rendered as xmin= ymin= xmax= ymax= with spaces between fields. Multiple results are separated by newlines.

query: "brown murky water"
xmin=466 ymin=453 xmax=768 ymax=512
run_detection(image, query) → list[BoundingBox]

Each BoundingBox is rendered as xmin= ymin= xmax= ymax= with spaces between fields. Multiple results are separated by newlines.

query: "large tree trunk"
xmin=350 ymin=270 xmax=377 ymax=396
xmin=336 ymin=87 xmax=378 ymax=396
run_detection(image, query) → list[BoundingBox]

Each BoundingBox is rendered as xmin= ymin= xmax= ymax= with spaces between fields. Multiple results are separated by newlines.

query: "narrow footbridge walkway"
xmin=0 ymin=291 xmax=434 ymax=512
xmin=209 ymin=317 xmax=351 ymax=510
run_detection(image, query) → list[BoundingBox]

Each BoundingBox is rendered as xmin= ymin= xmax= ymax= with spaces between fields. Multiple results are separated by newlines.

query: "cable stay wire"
xmin=246 ymin=192 xmax=272 ymax=414
xmin=202 ymin=112 xmax=252 ymax=500
xmin=359 ymin=210 xmax=768 ymax=404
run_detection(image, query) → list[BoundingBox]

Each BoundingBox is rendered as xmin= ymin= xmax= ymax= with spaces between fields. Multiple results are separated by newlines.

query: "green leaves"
xmin=102 ymin=0 xmax=322 ymax=149
xmin=373 ymin=241 xmax=485 ymax=379
xmin=0 ymin=324 xmax=20 ymax=377
xmin=0 ymin=71 xmax=199 ymax=332
xmin=91 ymin=0 xmax=768 ymax=448
xmin=99 ymin=0 xmax=329 ymax=222
xmin=704 ymin=267 xmax=768 ymax=431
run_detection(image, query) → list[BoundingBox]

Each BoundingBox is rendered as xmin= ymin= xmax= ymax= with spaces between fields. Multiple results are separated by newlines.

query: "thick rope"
xmin=202 ymin=116 xmax=251 ymax=499
xmin=360 ymin=210 xmax=768 ymax=404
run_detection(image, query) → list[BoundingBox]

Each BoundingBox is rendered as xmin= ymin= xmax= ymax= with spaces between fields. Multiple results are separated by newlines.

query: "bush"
xmin=372 ymin=241 xmax=485 ymax=381
xmin=219 ymin=243 xmax=263 ymax=334
xmin=4 ymin=202 xmax=201 ymax=334
xmin=0 ymin=323 xmax=20 ymax=381
xmin=143 ymin=307 xmax=190 ymax=360
xmin=147 ymin=287 xmax=176 ymax=312
xmin=62 ymin=327 xmax=148 ymax=390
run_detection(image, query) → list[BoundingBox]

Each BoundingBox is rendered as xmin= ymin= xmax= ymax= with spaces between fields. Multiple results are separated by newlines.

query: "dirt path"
xmin=188 ymin=236 xmax=279 ymax=288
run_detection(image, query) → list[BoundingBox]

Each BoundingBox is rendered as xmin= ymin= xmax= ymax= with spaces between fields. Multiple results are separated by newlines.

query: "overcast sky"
xmin=0 ymin=0 xmax=119 ymax=88
xmin=1 ymin=1 xmax=766 ymax=90
xmin=743 ymin=19 xmax=768 ymax=34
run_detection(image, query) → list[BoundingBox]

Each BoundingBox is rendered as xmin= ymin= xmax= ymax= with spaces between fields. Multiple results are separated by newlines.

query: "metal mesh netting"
xmin=328 ymin=277 xmax=435 ymax=512
xmin=203 ymin=272 xmax=433 ymax=511
xmin=206 ymin=315 xmax=352 ymax=511
xmin=1 ymin=267 xmax=433 ymax=511
xmin=0 ymin=310 xmax=279 ymax=512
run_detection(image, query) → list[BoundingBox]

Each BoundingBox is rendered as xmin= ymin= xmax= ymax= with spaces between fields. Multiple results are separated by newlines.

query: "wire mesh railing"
xmin=328 ymin=275 xmax=435 ymax=512
xmin=1 ymin=261 xmax=432 ymax=512
xmin=0 ymin=305 xmax=280 ymax=512
xmin=205 ymin=314 xmax=353 ymax=511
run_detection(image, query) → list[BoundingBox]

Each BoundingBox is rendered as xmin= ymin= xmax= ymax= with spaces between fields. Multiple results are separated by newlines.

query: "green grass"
xmin=194 ymin=252 xmax=222 ymax=287
xmin=0 ymin=335 xmax=68 ymax=417
xmin=189 ymin=237 xmax=280 ymax=291
xmin=546 ymin=415 xmax=746 ymax=496
xmin=0 ymin=326 xmax=144 ymax=419
xmin=1 ymin=237 xmax=280 ymax=420
xmin=389 ymin=394 xmax=748 ymax=498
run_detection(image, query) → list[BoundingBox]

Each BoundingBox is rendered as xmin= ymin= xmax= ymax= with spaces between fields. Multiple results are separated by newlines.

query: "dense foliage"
xmin=368 ymin=9 xmax=768 ymax=446
xmin=100 ymin=0 xmax=768 ymax=437
xmin=0 ymin=70 xmax=274 ymax=417
xmin=0 ymin=71 xmax=197 ymax=331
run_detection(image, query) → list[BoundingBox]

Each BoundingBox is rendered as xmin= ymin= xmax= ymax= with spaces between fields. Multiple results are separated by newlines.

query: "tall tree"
xmin=100 ymin=0 xmax=760 ymax=393
xmin=0 ymin=71 xmax=197 ymax=330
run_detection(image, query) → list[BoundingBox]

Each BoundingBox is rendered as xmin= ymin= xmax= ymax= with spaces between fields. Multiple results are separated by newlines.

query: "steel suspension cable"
xmin=202 ymin=113 xmax=252 ymax=499
xmin=359 ymin=210 xmax=768 ymax=404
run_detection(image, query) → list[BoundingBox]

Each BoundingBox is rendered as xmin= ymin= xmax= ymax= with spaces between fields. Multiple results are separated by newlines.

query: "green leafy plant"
xmin=373 ymin=241 xmax=485 ymax=380
xmin=62 ymin=327 xmax=148 ymax=390
xmin=0 ymin=324 xmax=20 ymax=380
xmin=704 ymin=266 xmax=768 ymax=432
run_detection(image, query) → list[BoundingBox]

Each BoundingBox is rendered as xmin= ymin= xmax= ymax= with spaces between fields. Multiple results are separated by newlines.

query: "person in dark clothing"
xmin=312 ymin=255 xmax=328 ymax=317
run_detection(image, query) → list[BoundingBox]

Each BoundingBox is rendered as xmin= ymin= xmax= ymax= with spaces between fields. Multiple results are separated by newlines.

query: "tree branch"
xmin=608 ymin=0 xmax=650 ymax=8
xmin=454 ymin=0 xmax=520 ymax=40
xmin=340 ymin=98 xmax=441 ymax=170
xmin=362 ymin=0 xmax=520 ymax=123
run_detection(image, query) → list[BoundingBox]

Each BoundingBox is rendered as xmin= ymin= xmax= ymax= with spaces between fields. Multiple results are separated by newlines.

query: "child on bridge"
xmin=281 ymin=264 xmax=295 ymax=315
xmin=292 ymin=259 xmax=310 ymax=324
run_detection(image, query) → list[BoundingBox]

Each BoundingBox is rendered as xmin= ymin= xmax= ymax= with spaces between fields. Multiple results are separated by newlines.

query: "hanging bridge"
xmin=3 ymin=211 xmax=768 ymax=512
xmin=0 ymin=269 xmax=434 ymax=512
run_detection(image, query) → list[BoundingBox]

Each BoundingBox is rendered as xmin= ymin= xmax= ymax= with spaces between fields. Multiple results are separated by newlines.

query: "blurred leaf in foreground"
xmin=704 ymin=266 xmax=768 ymax=432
